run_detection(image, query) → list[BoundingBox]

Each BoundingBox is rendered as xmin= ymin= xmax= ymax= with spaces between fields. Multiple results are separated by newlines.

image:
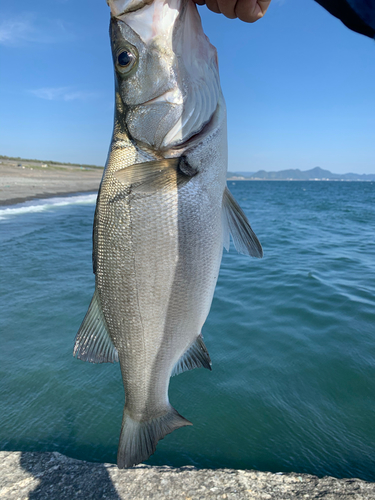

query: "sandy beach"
xmin=0 ymin=158 xmax=103 ymax=206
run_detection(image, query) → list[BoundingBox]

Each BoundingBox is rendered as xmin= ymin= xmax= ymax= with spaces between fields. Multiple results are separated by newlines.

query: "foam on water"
xmin=0 ymin=193 xmax=97 ymax=221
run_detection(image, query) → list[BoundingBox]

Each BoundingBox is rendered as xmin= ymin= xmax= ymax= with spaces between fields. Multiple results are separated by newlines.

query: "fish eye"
xmin=116 ymin=47 xmax=138 ymax=75
xmin=118 ymin=50 xmax=133 ymax=67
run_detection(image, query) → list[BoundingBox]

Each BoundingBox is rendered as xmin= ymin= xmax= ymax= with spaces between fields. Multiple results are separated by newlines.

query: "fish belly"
xmin=96 ymin=161 xmax=223 ymax=419
xmin=93 ymin=121 xmax=226 ymax=466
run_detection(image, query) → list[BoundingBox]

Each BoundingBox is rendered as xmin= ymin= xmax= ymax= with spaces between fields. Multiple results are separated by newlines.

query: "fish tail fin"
xmin=117 ymin=407 xmax=192 ymax=468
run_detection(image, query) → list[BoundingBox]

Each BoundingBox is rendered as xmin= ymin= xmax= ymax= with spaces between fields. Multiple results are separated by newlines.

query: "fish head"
xmin=109 ymin=0 xmax=221 ymax=152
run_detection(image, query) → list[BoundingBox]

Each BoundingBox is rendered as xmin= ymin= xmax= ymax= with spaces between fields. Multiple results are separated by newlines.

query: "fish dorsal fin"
xmin=113 ymin=158 xmax=194 ymax=194
xmin=222 ymin=186 xmax=263 ymax=258
xmin=73 ymin=289 xmax=119 ymax=363
xmin=171 ymin=334 xmax=212 ymax=377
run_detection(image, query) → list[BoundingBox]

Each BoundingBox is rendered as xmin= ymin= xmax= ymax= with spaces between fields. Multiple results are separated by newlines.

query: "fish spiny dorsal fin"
xmin=73 ymin=289 xmax=119 ymax=363
xmin=222 ymin=186 xmax=263 ymax=258
xmin=171 ymin=334 xmax=212 ymax=377
xmin=117 ymin=406 xmax=192 ymax=468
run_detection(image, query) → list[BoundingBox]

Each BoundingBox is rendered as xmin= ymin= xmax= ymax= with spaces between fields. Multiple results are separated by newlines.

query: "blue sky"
xmin=0 ymin=0 xmax=374 ymax=174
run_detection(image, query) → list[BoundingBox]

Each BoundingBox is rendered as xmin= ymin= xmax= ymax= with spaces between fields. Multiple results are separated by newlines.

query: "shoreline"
xmin=2 ymin=160 xmax=372 ymax=209
xmin=0 ymin=189 xmax=98 ymax=207
xmin=0 ymin=161 xmax=102 ymax=207
xmin=1 ymin=451 xmax=375 ymax=499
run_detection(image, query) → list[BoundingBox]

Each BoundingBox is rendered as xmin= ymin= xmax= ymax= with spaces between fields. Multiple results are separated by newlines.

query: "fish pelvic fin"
xmin=117 ymin=407 xmax=192 ymax=468
xmin=171 ymin=334 xmax=212 ymax=377
xmin=73 ymin=289 xmax=119 ymax=363
xmin=222 ymin=186 xmax=263 ymax=258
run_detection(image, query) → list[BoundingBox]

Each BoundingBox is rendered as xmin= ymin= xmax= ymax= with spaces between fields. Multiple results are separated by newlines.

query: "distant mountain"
xmin=227 ymin=167 xmax=375 ymax=181
xmin=227 ymin=171 xmax=255 ymax=177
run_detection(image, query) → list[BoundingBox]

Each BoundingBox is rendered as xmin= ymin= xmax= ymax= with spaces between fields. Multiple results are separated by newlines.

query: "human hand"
xmin=193 ymin=0 xmax=272 ymax=23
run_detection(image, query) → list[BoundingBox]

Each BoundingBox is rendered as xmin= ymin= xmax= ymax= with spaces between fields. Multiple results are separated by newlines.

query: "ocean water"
xmin=1 ymin=181 xmax=374 ymax=481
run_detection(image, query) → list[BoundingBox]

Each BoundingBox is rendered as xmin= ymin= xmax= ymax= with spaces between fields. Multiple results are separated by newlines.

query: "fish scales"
xmin=97 ymin=117 xmax=225 ymax=413
xmin=74 ymin=0 xmax=263 ymax=468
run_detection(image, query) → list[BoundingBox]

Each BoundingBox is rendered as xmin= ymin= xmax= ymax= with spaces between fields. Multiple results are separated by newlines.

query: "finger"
xmin=235 ymin=0 xmax=271 ymax=23
xmin=216 ymin=0 xmax=238 ymax=19
xmin=204 ymin=0 xmax=221 ymax=14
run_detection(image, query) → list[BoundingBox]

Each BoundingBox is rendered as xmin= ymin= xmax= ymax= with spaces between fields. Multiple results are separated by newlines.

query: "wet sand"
xmin=0 ymin=159 xmax=103 ymax=206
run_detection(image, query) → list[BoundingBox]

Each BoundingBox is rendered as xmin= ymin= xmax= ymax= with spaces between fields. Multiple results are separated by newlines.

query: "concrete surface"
xmin=1 ymin=451 xmax=374 ymax=499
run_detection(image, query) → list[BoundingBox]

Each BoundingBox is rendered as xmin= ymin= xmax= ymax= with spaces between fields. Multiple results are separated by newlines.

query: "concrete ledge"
xmin=1 ymin=451 xmax=374 ymax=499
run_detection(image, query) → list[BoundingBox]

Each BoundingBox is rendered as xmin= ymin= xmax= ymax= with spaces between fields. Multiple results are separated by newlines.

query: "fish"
xmin=73 ymin=0 xmax=263 ymax=468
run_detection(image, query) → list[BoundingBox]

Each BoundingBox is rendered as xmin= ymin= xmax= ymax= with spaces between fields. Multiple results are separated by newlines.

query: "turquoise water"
xmin=1 ymin=181 xmax=375 ymax=481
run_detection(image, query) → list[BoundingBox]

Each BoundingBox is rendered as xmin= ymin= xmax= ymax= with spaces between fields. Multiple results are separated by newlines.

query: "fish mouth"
xmin=127 ymin=93 xmax=225 ymax=159
xmin=107 ymin=0 xmax=154 ymax=17
xmin=169 ymin=93 xmax=226 ymax=154
xmin=126 ymin=71 xmax=220 ymax=152
xmin=128 ymin=46 xmax=220 ymax=151
xmin=140 ymin=89 xmax=183 ymax=108
xmin=125 ymin=96 xmax=225 ymax=166
xmin=112 ymin=0 xmax=221 ymax=151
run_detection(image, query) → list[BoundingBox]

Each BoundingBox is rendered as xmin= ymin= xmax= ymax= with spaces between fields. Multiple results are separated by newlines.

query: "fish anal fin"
xmin=172 ymin=334 xmax=212 ymax=377
xmin=117 ymin=407 xmax=192 ymax=468
xmin=73 ymin=289 xmax=118 ymax=364
xmin=113 ymin=157 xmax=194 ymax=194
xmin=222 ymin=186 xmax=263 ymax=258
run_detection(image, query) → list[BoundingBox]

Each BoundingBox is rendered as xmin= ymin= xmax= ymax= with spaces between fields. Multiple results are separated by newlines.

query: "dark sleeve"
xmin=314 ymin=0 xmax=375 ymax=38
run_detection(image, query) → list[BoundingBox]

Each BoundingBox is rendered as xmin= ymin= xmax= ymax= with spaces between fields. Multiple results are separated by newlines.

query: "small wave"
xmin=0 ymin=193 xmax=97 ymax=220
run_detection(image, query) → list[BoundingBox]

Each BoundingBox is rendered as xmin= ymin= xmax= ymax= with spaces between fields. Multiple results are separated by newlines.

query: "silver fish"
xmin=73 ymin=0 xmax=262 ymax=468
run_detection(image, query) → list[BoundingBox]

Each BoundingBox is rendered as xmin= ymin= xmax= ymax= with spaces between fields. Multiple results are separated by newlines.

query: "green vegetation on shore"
xmin=0 ymin=155 xmax=103 ymax=170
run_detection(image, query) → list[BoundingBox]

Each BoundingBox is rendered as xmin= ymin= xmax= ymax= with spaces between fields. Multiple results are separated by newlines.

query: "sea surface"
xmin=1 ymin=181 xmax=374 ymax=481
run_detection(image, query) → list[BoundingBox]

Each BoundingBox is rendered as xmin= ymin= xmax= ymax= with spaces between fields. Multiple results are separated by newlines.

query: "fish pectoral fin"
xmin=113 ymin=157 xmax=194 ymax=194
xmin=117 ymin=407 xmax=192 ymax=468
xmin=222 ymin=186 xmax=263 ymax=258
xmin=73 ymin=289 xmax=119 ymax=364
xmin=171 ymin=334 xmax=212 ymax=377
